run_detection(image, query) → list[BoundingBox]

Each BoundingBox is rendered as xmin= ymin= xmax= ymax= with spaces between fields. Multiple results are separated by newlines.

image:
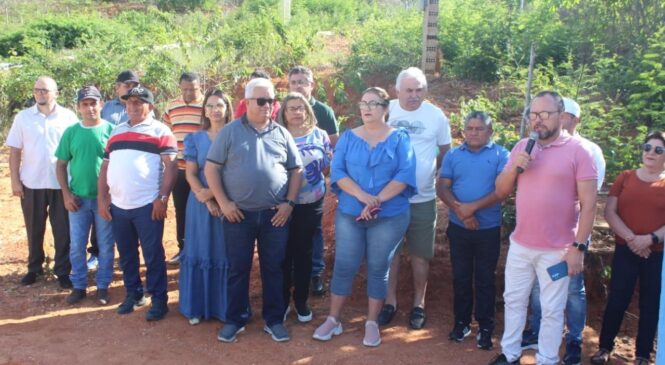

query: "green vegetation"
xmin=0 ymin=0 xmax=662 ymax=185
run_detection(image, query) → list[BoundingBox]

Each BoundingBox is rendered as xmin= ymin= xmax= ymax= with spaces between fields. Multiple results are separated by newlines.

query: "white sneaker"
xmin=312 ymin=316 xmax=343 ymax=341
xmin=87 ymin=255 xmax=98 ymax=270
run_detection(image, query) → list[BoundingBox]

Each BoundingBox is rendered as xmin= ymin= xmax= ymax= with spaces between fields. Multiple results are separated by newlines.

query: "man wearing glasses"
xmin=489 ymin=91 xmax=598 ymax=365
xmin=162 ymin=72 xmax=205 ymax=265
xmin=6 ymin=76 xmax=77 ymax=288
xmin=205 ymin=78 xmax=302 ymax=343
xmin=521 ymin=97 xmax=606 ymax=365
xmin=380 ymin=67 xmax=451 ymax=330
xmin=288 ymin=65 xmax=338 ymax=297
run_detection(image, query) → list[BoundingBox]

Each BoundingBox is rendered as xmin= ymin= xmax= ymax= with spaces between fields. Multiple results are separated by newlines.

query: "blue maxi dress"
xmin=178 ymin=130 xmax=227 ymax=321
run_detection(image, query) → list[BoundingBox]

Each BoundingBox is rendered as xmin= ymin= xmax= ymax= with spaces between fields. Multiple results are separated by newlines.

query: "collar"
xmin=241 ymin=115 xmax=277 ymax=134
xmin=309 ymin=97 xmax=318 ymax=106
xmin=127 ymin=117 xmax=155 ymax=128
xmin=459 ymin=141 xmax=494 ymax=152
xmin=31 ymin=103 xmax=60 ymax=116
xmin=175 ymin=94 xmax=204 ymax=106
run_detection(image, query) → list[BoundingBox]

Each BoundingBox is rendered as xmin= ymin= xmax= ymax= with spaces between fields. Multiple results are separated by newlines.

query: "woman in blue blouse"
xmin=278 ymin=92 xmax=332 ymax=323
xmin=312 ymin=87 xmax=416 ymax=347
xmin=179 ymin=88 xmax=233 ymax=325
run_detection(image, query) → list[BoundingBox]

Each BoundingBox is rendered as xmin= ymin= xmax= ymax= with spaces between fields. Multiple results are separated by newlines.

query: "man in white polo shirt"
xmin=6 ymin=76 xmax=77 ymax=288
xmin=98 ymin=86 xmax=178 ymax=322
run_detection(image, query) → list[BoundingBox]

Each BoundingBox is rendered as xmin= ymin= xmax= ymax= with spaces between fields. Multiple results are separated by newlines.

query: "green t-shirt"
xmin=55 ymin=121 xmax=114 ymax=198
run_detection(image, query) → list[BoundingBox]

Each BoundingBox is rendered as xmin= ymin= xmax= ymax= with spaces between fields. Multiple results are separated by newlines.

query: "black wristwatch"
xmin=572 ymin=241 xmax=588 ymax=252
xmin=286 ymin=200 xmax=296 ymax=208
xmin=651 ymin=232 xmax=660 ymax=245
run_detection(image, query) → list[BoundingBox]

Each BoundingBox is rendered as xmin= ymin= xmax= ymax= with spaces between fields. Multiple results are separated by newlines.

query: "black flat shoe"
xmin=377 ymin=304 xmax=397 ymax=326
xmin=409 ymin=307 xmax=426 ymax=329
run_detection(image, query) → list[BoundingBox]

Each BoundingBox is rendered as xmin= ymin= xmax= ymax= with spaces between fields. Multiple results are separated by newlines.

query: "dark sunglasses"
xmin=250 ymin=97 xmax=275 ymax=106
xmin=643 ymin=143 xmax=665 ymax=155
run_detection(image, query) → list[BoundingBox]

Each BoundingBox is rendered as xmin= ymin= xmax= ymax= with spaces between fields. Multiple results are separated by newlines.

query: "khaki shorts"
xmin=398 ymin=199 xmax=437 ymax=259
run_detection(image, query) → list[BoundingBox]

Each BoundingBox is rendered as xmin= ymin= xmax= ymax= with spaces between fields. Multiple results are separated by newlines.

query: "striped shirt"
xmin=162 ymin=95 xmax=203 ymax=169
xmin=104 ymin=118 xmax=177 ymax=210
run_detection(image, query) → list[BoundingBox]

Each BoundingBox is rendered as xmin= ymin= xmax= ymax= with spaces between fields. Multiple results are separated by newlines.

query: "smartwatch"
xmin=651 ymin=232 xmax=660 ymax=245
xmin=572 ymin=241 xmax=588 ymax=252
xmin=286 ymin=200 xmax=296 ymax=208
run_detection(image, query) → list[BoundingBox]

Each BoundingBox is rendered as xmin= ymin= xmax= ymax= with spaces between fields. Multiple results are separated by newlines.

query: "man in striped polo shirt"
xmin=98 ymin=86 xmax=178 ymax=322
xmin=162 ymin=72 xmax=204 ymax=265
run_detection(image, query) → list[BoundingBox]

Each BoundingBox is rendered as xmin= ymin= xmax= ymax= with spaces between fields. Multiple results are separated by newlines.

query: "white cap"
xmin=562 ymin=97 xmax=581 ymax=118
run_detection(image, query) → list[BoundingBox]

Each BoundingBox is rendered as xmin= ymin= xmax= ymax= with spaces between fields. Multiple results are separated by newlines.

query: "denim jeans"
xmin=110 ymin=203 xmax=168 ymax=303
xmin=330 ymin=211 xmax=409 ymax=300
xmin=528 ymin=270 xmax=586 ymax=344
xmin=223 ymin=208 xmax=290 ymax=327
xmin=447 ymin=223 xmax=501 ymax=331
xmin=598 ymin=244 xmax=662 ymax=359
xmin=69 ymin=198 xmax=115 ymax=289
xmin=311 ymin=227 xmax=325 ymax=277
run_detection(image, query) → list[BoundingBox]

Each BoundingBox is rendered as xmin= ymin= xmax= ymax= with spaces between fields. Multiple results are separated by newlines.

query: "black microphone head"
xmin=528 ymin=131 xmax=539 ymax=140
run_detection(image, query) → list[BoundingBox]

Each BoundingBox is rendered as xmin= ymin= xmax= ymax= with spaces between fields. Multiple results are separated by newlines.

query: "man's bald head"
xmin=33 ymin=76 xmax=59 ymax=107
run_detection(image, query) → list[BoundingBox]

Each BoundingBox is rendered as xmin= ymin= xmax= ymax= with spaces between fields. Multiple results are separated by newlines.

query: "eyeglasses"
xmin=358 ymin=101 xmax=386 ymax=110
xmin=249 ymin=97 xmax=275 ymax=106
xmin=289 ymin=79 xmax=311 ymax=86
xmin=528 ymin=110 xmax=560 ymax=121
xmin=205 ymin=103 xmax=226 ymax=110
xmin=33 ymin=88 xmax=55 ymax=94
xmin=286 ymin=106 xmax=306 ymax=113
xmin=643 ymin=143 xmax=665 ymax=155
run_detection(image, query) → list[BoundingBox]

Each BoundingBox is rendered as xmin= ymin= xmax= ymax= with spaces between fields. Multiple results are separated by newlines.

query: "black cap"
xmin=116 ymin=70 xmax=140 ymax=83
xmin=121 ymin=85 xmax=154 ymax=105
xmin=77 ymin=86 xmax=102 ymax=102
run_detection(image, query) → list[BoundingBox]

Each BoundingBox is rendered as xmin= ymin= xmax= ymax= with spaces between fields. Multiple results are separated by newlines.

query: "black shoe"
xmin=66 ymin=289 xmax=86 ymax=304
xmin=488 ymin=354 xmax=520 ymax=365
xmin=448 ymin=321 xmax=471 ymax=342
xmin=96 ymin=288 xmax=110 ymax=305
xmin=477 ymin=329 xmax=493 ymax=350
xmin=311 ymin=276 xmax=325 ymax=296
xmin=408 ymin=307 xmax=426 ymax=329
xmin=145 ymin=301 xmax=169 ymax=321
xmin=562 ymin=341 xmax=581 ymax=365
xmin=57 ymin=275 xmax=73 ymax=289
xmin=117 ymin=293 xmax=146 ymax=314
xmin=20 ymin=272 xmax=42 ymax=285
xmin=377 ymin=304 xmax=397 ymax=326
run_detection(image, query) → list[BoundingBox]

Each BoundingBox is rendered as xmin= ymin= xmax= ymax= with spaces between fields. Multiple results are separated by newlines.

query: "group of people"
xmin=6 ymin=64 xmax=665 ymax=364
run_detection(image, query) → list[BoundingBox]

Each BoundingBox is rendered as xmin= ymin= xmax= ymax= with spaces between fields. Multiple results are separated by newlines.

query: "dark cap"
xmin=121 ymin=85 xmax=154 ymax=104
xmin=116 ymin=70 xmax=140 ymax=84
xmin=77 ymin=86 xmax=102 ymax=102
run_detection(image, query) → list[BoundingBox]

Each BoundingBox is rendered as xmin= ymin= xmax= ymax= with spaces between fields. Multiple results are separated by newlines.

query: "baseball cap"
xmin=562 ymin=97 xmax=581 ymax=118
xmin=77 ymin=86 xmax=102 ymax=102
xmin=121 ymin=85 xmax=154 ymax=104
xmin=116 ymin=70 xmax=140 ymax=84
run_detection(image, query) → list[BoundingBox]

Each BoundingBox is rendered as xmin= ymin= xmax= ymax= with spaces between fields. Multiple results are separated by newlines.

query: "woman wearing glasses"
xmin=179 ymin=88 xmax=234 ymax=325
xmin=277 ymin=92 xmax=332 ymax=323
xmin=591 ymin=131 xmax=665 ymax=365
xmin=312 ymin=87 xmax=416 ymax=347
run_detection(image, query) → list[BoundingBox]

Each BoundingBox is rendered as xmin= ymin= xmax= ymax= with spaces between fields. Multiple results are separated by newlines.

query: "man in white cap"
xmin=520 ymin=96 xmax=605 ymax=365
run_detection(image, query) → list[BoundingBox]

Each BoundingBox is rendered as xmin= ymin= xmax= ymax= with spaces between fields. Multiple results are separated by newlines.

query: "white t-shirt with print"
xmin=388 ymin=100 xmax=451 ymax=203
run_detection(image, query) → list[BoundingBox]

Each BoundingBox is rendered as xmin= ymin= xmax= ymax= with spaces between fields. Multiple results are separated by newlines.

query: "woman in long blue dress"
xmin=179 ymin=88 xmax=233 ymax=325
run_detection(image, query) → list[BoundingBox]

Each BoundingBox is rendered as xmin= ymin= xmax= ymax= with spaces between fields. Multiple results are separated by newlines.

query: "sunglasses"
xmin=249 ymin=97 xmax=275 ymax=106
xmin=643 ymin=143 xmax=665 ymax=155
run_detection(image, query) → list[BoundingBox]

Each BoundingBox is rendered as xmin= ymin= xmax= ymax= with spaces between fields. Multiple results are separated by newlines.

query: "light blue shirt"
xmin=331 ymin=128 xmax=417 ymax=218
xmin=101 ymin=98 xmax=154 ymax=125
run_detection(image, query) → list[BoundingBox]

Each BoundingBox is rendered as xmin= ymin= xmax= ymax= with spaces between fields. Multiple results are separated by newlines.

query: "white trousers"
xmin=501 ymin=240 xmax=570 ymax=365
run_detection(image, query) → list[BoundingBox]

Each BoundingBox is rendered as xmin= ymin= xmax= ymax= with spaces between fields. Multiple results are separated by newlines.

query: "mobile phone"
xmin=356 ymin=207 xmax=381 ymax=222
xmin=547 ymin=261 xmax=568 ymax=281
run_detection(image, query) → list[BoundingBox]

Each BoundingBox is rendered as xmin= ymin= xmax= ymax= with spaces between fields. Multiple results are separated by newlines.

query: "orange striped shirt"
xmin=162 ymin=95 xmax=204 ymax=169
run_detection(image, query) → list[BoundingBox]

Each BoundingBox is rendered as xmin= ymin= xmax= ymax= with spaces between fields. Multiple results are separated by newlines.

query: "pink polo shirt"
xmin=506 ymin=132 xmax=597 ymax=250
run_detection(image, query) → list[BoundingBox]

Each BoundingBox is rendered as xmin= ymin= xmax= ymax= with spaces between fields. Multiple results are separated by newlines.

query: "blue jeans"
xmin=111 ymin=203 xmax=167 ymax=303
xmin=331 ymin=211 xmax=409 ymax=299
xmin=223 ymin=209 xmax=289 ymax=327
xmin=311 ymin=227 xmax=325 ymax=277
xmin=69 ymin=198 xmax=115 ymax=290
xmin=528 ymin=271 xmax=586 ymax=344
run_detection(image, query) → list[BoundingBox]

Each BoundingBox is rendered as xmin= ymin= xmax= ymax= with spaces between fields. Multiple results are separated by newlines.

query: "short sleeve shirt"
xmin=5 ymin=104 xmax=78 ymax=189
xmin=331 ymin=128 xmax=417 ymax=217
xmin=440 ymin=142 xmax=509 ymax=229
xmin=206 ymin=116 xmax=303 ymax=211
xmin=388 ymin=100 xmax=452 ymax=203
xmin=310 ymin=98 xmax=338 ymax=136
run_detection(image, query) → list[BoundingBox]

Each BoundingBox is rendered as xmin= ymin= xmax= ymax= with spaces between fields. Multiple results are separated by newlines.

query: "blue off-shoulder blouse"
xmin=331 ymin=127 xmax=417 ymax=218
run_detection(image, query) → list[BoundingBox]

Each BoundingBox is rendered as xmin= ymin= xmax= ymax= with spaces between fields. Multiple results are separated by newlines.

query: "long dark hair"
xmin=200 ymin=88 xmax=233 ymax=130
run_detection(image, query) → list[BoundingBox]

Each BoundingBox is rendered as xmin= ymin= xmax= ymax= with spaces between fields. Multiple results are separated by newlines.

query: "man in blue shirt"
xmin=101 ymin=70 xmax=143 ymax=125
xmin=437 ymin=111 xmax=509 ymax=351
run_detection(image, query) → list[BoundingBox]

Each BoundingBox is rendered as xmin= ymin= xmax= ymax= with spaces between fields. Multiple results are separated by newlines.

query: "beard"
xmin=537 ymin=126 xmax=559 ymax=140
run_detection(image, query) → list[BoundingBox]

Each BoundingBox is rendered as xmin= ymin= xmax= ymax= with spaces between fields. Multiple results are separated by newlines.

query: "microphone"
xmin=517 ymin=131 xmax=539 ymax=174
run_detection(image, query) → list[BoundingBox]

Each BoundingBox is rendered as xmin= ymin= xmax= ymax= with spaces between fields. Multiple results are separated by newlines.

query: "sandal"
xmin=590 ymin=348 xmax=610 ymax=364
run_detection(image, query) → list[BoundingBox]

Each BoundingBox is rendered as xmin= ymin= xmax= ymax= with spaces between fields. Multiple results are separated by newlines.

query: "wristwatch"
xmin=286 ymin=200 xmax=296 ymax=208
xmin=651 ymin=232 xmax=660 ymax=245
xmin=159 ymin=195 xmax=168 ymax=203
xmin=572 ymin=241 xmax=588 ymax=252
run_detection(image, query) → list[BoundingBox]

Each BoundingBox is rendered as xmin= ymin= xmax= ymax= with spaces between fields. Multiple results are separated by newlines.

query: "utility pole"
xmin=279 ymin=0 xmax=291 ymax=23
xmin=421 ymin=0 xmax=439 ymax=74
